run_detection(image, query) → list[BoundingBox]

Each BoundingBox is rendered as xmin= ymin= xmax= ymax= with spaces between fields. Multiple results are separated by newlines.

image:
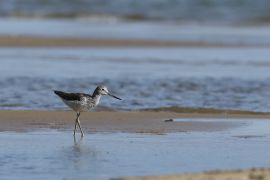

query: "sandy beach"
xmin=0 ymin=35 xmax=187 ymax=47
xmin=115 ymin=168 xmax=270 ymax=180
xmin=0 ymin=35 xmax=267 ymax=47
xmin=0 ymin=110 xmax=242 ymax=133
xmin=1 ymin=110 xmax=269 ymax=133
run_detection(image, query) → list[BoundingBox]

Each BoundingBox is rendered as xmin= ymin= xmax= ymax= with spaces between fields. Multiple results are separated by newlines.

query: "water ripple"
xmin=1 ymin=77 xmax=270 ymax=112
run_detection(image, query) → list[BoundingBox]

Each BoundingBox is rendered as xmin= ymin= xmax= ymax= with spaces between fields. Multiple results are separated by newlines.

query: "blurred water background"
xmin=1 ymin=0 xmax=270 ymax=23
xmin=1 ymin=1 xmax=270 ymax=112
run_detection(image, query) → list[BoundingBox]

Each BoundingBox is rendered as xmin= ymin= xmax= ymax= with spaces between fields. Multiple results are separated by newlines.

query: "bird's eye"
xmin=102 ymin=89 xmax=104 ymax=91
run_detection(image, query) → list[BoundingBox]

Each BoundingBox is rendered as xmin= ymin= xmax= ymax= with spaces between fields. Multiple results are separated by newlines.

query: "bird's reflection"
xmin=73 ymin=135 xmax=83 ymax=152
xmin=69 ymin=135 xmax=100 ymax=170
xmin=69 ymin=135 xmax=83 ymax=168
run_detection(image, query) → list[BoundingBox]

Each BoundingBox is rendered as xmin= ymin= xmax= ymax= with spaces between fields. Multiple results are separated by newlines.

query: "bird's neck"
xmin=92 ymin=93 xmax=102 ymax=105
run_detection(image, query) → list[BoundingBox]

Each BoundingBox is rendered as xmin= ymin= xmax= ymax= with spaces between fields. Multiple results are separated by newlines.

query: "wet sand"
xmin=0 ymin=110 xmax=247 ymax=133
xmin=0 ymin=110 xmax=269 ymax=133
xmin=1 ymin=110 xmax=270 ymax=179
xmin=0 ymin=35 xmax=268 ymax=47
xmin=115 ymin=168 xmax=270 ymax=180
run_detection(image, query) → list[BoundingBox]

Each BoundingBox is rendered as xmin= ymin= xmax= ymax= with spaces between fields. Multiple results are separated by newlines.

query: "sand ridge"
xmin=0 ymin=35 xmax=268 ymax=47
xmin=0 ymin=110 xmax=250 ymax=133
xmin=114 ymin=168 xmax=270 ymax=180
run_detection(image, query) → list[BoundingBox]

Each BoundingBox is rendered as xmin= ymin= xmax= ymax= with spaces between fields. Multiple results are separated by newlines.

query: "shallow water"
xmin=1 ymin=119 xmax=270 ymax=180
xmin=1 ymin=19 xmax=270 ymax=112
xmin=1 ymin=47 xmax=270 ymax=111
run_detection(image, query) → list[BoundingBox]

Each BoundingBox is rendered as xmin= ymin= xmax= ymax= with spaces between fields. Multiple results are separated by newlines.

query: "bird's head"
xmin=95 ymin=85 xmax=122 ymax=100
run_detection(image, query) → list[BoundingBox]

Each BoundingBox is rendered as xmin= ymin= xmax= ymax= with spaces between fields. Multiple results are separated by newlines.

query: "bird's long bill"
xmin=108 ymin=93 xmax=122 ymax=100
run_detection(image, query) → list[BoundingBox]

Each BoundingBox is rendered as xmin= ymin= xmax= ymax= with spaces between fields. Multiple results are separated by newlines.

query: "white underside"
xmin=62 ymin=99 xmax=95 ymax=113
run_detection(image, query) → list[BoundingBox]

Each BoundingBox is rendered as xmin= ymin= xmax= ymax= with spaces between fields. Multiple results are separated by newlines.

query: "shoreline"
xmin=115 ymin=168 xmax=270 ymax=180
xmin=0 ymin=110 xmax=269 ymax=133
xmin=144 ymin=107 xmax=270 ymax=116
xmin=1 ymin=110 xmax=270 ymax=179
xmin=0 ymin=35 xmax=269 ymax=47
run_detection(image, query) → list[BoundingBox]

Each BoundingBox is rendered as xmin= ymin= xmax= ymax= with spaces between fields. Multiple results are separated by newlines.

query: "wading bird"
xmin=54 ymin=85 xmax=121 ymax=137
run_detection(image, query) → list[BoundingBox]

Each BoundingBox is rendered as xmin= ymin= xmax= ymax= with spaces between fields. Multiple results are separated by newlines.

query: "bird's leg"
xmin=73 ymin=112 xmax=79 ymax=136
xmin=76 ymin=112 xmax=84 ymax=137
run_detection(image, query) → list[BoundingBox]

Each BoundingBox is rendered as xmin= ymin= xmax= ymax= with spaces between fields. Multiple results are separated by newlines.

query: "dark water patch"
xmin=2 ymin=0 xmax=270 ymax=23
xmin=233 ymin=135 xmax=267 ymax=139
xmin=144 ymin=107 xmax=270 ymax=116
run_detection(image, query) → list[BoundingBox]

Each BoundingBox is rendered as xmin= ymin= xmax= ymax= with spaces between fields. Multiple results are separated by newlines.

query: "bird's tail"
xmin=54 ymin=90 xmax=64 ymax=97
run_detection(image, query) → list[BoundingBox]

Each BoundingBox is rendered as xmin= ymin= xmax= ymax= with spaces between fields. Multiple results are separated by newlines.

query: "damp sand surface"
xmin=1 ymin=111 xmax=270 ymax=180
xmin=0 ymin=111 xmax=239 ymax=133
